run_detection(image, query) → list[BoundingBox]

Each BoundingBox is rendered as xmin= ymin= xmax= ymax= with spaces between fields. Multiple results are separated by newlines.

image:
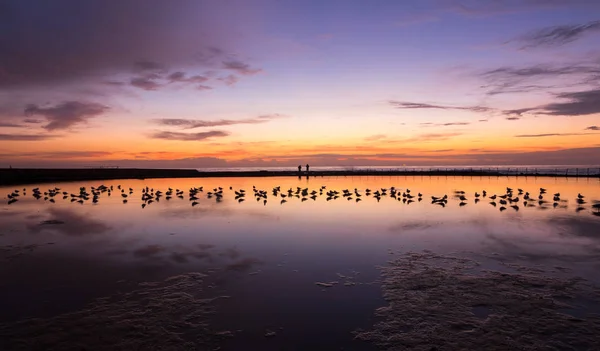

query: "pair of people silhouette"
xmin=298 ymin=164 xmax=310 ymax=173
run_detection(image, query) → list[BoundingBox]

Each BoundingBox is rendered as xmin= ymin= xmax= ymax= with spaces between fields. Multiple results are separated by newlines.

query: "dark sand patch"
xmin=0 ymin=244 xmax=39 ymax=262
xmin=0 ymin=272 xmax=231 ymax=350
xmin=39 ymin=219 xmax=65 ymax=225
xmin=355 ymin=251 xmax=600 ymax=350
xmin=225 ymin=257 xmax=263 ymax=272
xmin=132 ymin=244 xmax=165 ymax=258
xmin=220 ymin=247 xmax=242 ymax=260
xmin=28 ymin=208 xmax=111 ymax=236
xmin=198 ymin=244 xmax=215 ymax=250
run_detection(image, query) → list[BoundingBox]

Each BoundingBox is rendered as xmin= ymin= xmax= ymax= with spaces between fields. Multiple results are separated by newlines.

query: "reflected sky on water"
xmin=1 ymin=176 xmax=600 ymax=349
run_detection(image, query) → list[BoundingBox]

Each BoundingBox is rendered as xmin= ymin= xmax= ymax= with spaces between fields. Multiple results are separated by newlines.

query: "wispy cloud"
xmin=405 ymin=132 xmax=462 ymax=143
xmin=505 ymin=117 xmax=520 ymax=120
xmin=364 ymin=134 xmax=388 ymax=142
xmin=420 ymin=122 xmax=471 ymax=127
xmin=24 ymin=101 xmax=109 ymax=130
xmin=426 ymin=149 xmax=454 ymax=152
xmin=480 ymin=63 xmax=600 ymax=96
xmin=482 ymin=65 xmax=600 ymax=80
xmin=133 ymin=60 xmax=167 ymax=73
xmin=447 ymin=0 xmax=598 ymax=17
xmin=0 ymin=133 xmax=57 ymax=141
xmin=541 ymin=89 xmax=600 ymax=116
xmin=130 ymin=74 xmax=162 ymax=91
xmin=389 ymin=100 xmax=492 ymax=113
xmin=102 ymin=80 xmax=126 ymax=87
xmin=0 ymin=122 xmax=23 ymax=128
xmin=150 ymin=130 xmax=230 ymax=141
xmin=128 ymin=71 xmax=214 ymax=91
xmin=586 ymin=126 xmax=600 ymax=131
xmin=0 ymin=151 xmax=113 ymax=158
xmin=167 ymin=72 xmax=209 ymax=84
xmin=153 ymin=114 xmax=284 ymax=129
xmin=516 ymin=20 xmax=600 ymax=48
xmin=392 ymin=0 xmax=600 ymax=32
xmin=441 ymin=122 xmax=470 ymax=126
xmin=510 ymin=88 xmax=600 ymax=117
xmin=515 ymin=132 xmax=598 ymax=138
xmin=503 ymin=107 xmax=537 ymax=117
xmin=218 ymin=74 xmax=240 ymax=86
xmin=222 ymin=61 xmax=262 ymax=75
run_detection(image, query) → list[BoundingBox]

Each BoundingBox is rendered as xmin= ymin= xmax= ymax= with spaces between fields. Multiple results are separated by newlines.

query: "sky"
xmin=1 ymin=0 xmax=600 ymax=168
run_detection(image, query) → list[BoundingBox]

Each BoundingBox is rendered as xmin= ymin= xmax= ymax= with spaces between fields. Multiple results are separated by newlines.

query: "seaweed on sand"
xmin=0 ymin=272 xmax=231 ymax=351
xmin=355 ymin=252 xmax=600 ymax=351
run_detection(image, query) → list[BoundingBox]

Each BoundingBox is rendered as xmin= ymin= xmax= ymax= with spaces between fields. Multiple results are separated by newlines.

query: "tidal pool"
xmin=1 ymin=176 xmax=600 ymax=350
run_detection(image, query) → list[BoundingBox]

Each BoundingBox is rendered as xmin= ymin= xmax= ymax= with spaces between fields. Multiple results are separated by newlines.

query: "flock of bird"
xmin=442 ymin=187 xmax=599 ymax=215
xmin=4 ymin=184 xmax=600 ymax=216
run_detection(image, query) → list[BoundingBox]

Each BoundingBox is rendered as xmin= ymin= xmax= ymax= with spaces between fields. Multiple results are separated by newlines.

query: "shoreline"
xmin=1 ymin=167 xmax=599 ymax=186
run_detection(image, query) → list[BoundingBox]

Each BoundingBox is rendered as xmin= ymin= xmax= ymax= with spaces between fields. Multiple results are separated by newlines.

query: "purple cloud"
xmin=133 ymin=60 xmax=166 ymax=73
xmin=153 ymin=114 xmax=284 ymax=129
xmin=24 ymin=118 xmax=43 ymax=124
xmin=167 ymin=72 xmax=209 ymax=84
xmin=24 ymin=101 xmax=109 ymax=130
xmin=517 ymin=20 xmax=600 ymax=48
xmin=508 ymin=89 xmax=600 ymax=117
xmin=218 ymin=74 xmax=240 ymax=86
xmin=542 ymin=89 xmax=600 ymax=116
xmin=480 ymin=63 xmax=600 ymax=96
xmin=130 ymin=74 xmax=162 ymax=91
xmin=0 ymin=1 xmax=254 ymax=89
xmin=222 ymin=61 xmax=262 ymax=75
xmin=390 ymin=101 xmax=493 ymax=113
xmin=0 ymin=122 xmax=23 ymax=128
xmin=504 ymin=107 xmax=537 ymax=117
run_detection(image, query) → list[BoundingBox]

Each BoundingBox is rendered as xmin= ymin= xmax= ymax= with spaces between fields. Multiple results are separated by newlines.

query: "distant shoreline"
xmin=1 ymin=167 xmax=599 ymax=186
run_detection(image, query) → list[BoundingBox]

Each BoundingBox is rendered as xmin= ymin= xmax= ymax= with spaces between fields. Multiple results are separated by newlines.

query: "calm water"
xmin=1 ymin=176 xmax=600 ymax=349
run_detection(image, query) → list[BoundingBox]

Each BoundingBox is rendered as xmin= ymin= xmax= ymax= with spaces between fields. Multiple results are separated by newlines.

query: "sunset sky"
xmin=1 ymin=0 xmax=600 ymax=168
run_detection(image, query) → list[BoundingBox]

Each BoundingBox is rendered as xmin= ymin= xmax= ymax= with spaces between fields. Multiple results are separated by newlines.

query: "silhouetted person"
xmin=298 ymin=165 xmax=302 ymax=173
xmin=306 ymin=164 xmax=310 ymax=172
